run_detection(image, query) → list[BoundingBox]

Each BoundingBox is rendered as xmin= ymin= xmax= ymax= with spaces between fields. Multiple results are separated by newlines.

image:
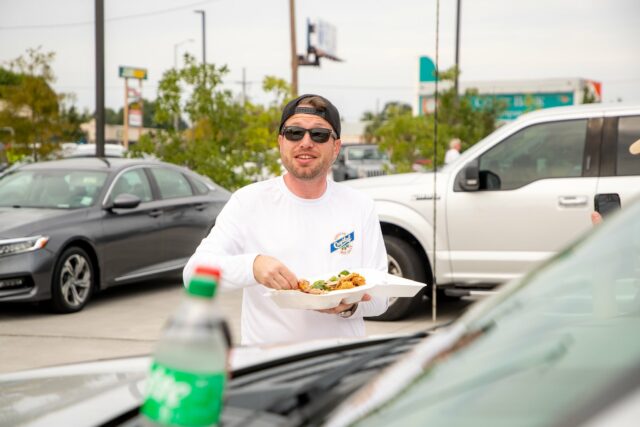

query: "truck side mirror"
xmin=458 ymin=160 xmax=480 ymax=191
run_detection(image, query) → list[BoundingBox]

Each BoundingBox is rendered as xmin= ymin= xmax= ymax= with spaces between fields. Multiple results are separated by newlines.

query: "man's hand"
xmin=317 ymin=293 xmax=372 ymax=315
xmin=253 ymin=255 xmax=299 ymax=290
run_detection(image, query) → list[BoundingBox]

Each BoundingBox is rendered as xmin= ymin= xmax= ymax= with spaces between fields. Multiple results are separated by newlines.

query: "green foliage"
xmin=369 ymin=67 xmax=505 ymax=171
xmin=129 ymin=54 xmax=289 ymax=190
xmin=375 ymin=105 xmax=433 ymax=173
xmin=582 ymin=86 xmax=597 ymax=104
xmin=59 ymin=102 xmax=91 ymax=142
xmin=0 ymin=47 xmax=86 ymax=162
xmin=361 ymin=102 xmax=412 ymax=143
xmin=105 ymin=107 xmax=121 ymax=125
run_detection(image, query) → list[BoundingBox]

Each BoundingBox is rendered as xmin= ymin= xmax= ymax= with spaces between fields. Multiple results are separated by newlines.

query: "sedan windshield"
xmin=0 ymin=169 xmax=108 ymax=209
xmin=351 ymin=199 xmax=640 ymax=427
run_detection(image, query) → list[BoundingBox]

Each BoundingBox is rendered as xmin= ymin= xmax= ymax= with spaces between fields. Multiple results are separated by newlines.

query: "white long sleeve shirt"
xmin=183 ymin=175 xmax=388 ymax=345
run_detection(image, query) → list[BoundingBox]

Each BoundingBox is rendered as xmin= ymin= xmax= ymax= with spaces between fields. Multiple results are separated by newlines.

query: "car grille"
xmin=366 ymin=169 xmax=386 ymax=177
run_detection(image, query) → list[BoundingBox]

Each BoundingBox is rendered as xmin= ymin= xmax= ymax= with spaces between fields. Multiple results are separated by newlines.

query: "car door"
xmin=148 ymin=166 xmax=214 ymax=267
xmin=595 ymin=114 xmax=640 ymax=208
xmin=100 ymin=166 xmax=166 ymax=285
xmin=445 ymin=117 xmax=599 ymax=284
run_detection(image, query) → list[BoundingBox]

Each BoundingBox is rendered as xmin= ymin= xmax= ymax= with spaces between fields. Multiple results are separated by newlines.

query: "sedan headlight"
xmin=0 ymin=236 xmax=49 ymax=257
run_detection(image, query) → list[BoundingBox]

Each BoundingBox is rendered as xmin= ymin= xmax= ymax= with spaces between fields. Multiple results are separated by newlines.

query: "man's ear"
xmin=333 ymin=138 xmax=342 ymax=160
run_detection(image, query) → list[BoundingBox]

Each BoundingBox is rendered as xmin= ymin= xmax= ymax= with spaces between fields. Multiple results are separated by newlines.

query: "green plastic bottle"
xmin=141 ymin=266 xmax=229 ymax=427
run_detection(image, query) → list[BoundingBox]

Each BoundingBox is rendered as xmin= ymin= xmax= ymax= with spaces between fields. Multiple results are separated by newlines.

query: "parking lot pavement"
xmin=0 ymin=280 xmax=475 ymax=374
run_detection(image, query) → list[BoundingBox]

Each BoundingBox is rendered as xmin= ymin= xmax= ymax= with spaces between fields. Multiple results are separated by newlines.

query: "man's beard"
xmin=281 ymin=153 xmax=332 ymax=180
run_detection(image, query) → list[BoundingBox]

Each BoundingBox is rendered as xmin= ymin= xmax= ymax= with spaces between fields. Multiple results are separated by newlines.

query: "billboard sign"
xmin=419 ymin=56 xmax=437 ymax=83
xmin=128 ymin=110 xmax=142 ymax=127
xmin=313 ymin=20 xmax=337 ymax=58
xmin=470 ymin=93 xmax=575 ymax=121
xmin=119 ymin=66 xmax=148 ymax=80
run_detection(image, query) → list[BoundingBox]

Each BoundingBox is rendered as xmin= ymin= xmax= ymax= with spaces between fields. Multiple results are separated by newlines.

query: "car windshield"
xmin=351 ymin=199 xmax=640 ymax=426
xmin=347 ymin=147 xmax=388 ymax=161
xmin=0 ymin=169 xmax=108 ymax=209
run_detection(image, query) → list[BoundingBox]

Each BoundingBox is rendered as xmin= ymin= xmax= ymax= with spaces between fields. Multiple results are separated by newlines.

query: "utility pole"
xmin=289 ymin=0 xmax=298 ymax=97
xmin=454 ymin=0 xmax=461 ymax=97
xmin=123 ymin=78 xmax=129 ymax=149
xmin=95 ymin=0 xmax=105 ymax=157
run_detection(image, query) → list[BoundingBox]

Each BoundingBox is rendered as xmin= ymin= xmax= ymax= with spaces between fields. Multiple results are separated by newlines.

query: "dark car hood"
xmin=0 ymin=208 xmax=81 ymax=238
xmin=0 ymin=340 xmax=354 ymax=427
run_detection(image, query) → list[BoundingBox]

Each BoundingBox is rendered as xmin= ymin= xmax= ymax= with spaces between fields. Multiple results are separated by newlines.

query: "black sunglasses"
xmin=281 ymin=126 xmax=336 ymax=143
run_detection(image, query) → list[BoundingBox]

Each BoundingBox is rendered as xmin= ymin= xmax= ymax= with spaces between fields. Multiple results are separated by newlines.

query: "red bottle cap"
xmin=194 ymin=265 xmax=221 ymax=280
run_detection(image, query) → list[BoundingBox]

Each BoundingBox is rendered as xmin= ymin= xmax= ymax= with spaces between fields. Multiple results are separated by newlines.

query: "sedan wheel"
xmin=51 ymin=247 xmax=94 ymax=313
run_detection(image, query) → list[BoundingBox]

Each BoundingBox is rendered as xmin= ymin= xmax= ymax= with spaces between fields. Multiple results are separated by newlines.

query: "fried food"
xmin=297 ymin=279 xmax=326 ymax=294
xmin=297 ymin=271 xmax=366 ymax=294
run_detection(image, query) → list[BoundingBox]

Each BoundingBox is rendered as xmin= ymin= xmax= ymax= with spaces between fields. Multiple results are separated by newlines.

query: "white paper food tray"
xmin=266 ymin=268 xmax=426 ymax=310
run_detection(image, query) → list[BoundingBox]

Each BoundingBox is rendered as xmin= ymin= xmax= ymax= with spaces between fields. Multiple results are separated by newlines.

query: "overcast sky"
xmin=1 ymin=0 xmax=639 ymax=122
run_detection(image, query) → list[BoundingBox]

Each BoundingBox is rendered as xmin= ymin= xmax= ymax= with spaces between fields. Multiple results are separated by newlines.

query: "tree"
xmin=105 ymin=107 xmax=121 ymax=125
xmin=361 ymin=102 xmax=412 ymax=143
xmin=582 ymin=86 xmax=598 ymax=104
xmin=59 ymin=102 xmax=91 ymax=142
xmin=373 ymin=67 xmax=505 ymax=171
xmin=129 ymin=54 xmax=288 ymax=190
xmin=0 ymin=47 xmax=83 ymax=161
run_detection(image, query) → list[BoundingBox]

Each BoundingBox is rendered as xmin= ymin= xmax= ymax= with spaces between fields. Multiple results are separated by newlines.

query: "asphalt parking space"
xmin=0 ymin=280 xmax=475 ymax=374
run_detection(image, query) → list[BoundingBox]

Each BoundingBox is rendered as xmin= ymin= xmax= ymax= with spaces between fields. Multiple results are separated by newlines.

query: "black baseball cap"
xmin=279 ymin=94 xmax=341 ymax=138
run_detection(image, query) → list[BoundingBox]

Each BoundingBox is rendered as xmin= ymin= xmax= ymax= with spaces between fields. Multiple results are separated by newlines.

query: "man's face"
xmin=278 ymin=110 xmax=341 ymax=181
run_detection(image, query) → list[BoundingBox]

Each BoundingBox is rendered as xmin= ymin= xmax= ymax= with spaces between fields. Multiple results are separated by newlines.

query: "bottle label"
xmin=141 ymin=361 xmax=226 ymax=426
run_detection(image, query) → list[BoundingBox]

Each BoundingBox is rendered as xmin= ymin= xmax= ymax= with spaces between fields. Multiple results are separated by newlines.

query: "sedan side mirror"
xmin=110 ymin=193 xmax=141 ymax=209
xmin=457 ymin=160 xmax=480 ymax=191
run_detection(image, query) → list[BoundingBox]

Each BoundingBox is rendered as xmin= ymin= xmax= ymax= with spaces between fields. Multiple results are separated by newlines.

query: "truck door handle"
xmin=558 ymin=196 xmax=588 ymax=207
xmin=195 ymin=203 xmax=207 ymax=211
xmin=148 ymin=209 xmax=163 ymax=217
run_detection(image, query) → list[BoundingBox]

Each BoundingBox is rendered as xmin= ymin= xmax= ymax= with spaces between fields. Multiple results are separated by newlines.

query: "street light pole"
xmin=194 ymin=10 xmax=206 ymax=65
xmin=454 ymin=0 xmax=461 ymax=97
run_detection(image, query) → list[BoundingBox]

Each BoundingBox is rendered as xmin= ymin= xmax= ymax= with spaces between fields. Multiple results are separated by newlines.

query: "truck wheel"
xmin=367 ymin=235 xmax=429 ymax=321
xmin=51 ymin=247 xmax=94 ymax=313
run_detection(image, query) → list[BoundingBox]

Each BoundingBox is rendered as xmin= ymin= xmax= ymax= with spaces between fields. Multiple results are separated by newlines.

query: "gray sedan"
xmin=0 ymin=157 xmax=230 ymax=313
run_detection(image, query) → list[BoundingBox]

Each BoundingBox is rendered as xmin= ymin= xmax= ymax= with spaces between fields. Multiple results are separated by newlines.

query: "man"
xmin=444 ymin=138 xmax=462 ymax=164
xmin=183 ymin=94 xmax=388 ymax=345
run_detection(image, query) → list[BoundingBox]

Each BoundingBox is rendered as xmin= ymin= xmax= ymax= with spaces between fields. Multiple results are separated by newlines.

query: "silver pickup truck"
xmin=332 ymin=143 xmax=392 ymax=181
xmin=348 ymin=103 xmax=640 ymax=320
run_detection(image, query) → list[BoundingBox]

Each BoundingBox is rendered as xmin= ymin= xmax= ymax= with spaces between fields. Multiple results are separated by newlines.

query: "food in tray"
xmin=297 ymin=270 xmax=366 ymax=295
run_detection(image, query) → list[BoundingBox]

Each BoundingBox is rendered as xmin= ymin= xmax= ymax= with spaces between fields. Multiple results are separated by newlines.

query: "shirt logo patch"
xmin=330 ymin=231 xmax=355 ymax=254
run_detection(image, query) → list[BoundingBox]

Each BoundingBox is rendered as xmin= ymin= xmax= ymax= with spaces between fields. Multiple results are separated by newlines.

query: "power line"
xmin=305 ymin=84 xmax=414 ymax=91
xmin=0 ymin=0 xmax=217 ymax=30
